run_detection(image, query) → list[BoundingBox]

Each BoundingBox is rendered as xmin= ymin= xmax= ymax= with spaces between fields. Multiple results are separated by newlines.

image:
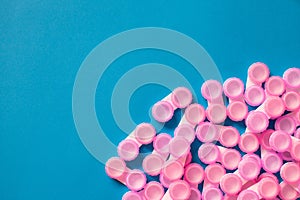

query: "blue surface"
xmin=1 ymin=1 xmax=300 ymax=199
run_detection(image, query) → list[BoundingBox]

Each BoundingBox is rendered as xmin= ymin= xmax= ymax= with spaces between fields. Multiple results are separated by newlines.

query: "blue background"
xmin=1 ymin=0 xmax=300 ymax=199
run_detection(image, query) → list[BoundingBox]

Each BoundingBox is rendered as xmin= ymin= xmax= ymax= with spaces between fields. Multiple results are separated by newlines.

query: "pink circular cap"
xmin=244 ymin=85 xmax=265 ymax=106
xmin=283 ymin=91 xmax=300 ymax=111
xmin=223 ymin=77 xmax=244 ymax=99
xmin=196 ymin=122 xmax=219 ymax=143
xmin=144 ymin=181 xmax=164 ymax=200
xmin=189 ymin=188 xmax=202 ymax=200
xmin=219 ymin=126 xmax=240 ymax=148
xmin=206 ymin=104 xmax=227 ymax=124
xmin=185 ymin=103 xmax=206 ymax=125
xmin=134 ymin=123 xmax=156 ymax=144
xmin=279 ymin=182 xmax=299 ymax=200
xmin=238 ymin=159 xmax=261 ymax=180
xmin=280 ymin=162 xmax=300 ymax=184
xmin=198 ymin=143 xmax=220 ymax=164
xmin=258 ymin=177 xmax=279 ymax=199
xmin=239 ymin=133 xmax=259 ymax=153
xmin=205 ymin=163 xmax=226 ymax=184
xmin=221 ymin=148 xmax=241 ymax=170
xmin=237 ymin=190 xmax=259 ymax=200
xmin=264 ymin=96 xmax=285 ymax=119
xmin=169 ymin=136 xmax=190 ymax=158
xmin=227 ymin=101 xmax=248 ymax=121
xmin=220 ymin=174 xmax=242 ymax=195
xmin=184 ymin=163 xmax=205 ymax=185
xmin=105 ymin=157 xmax=126 ymax=179
xmin=162 ymin=160 xmax=184 ymax=181
xmin=242 ymin=153 xmax=261 ymax=165
xmin=245 ymin=111 xmax=269 ymax=133
xmin=174 ymin=124 xmax=195 ymax=144
xmin=269 ymin=130 xmax=291 ymax=152
xmin=142 ymin=154 xmax=164 ymax=176
xmin=122 ymin=191 xmax=142 ymax=200
xmin=201 ymin=80 xmax=223 ymax=102
xmin=248 ymin=62 xmax=270 ymax=84
xmin=259 ymin=129 xmax=274 ymax=150
xmin=171 ymin=87 xmax=193 ymax=108
xmin=275 ymin=116 xmax=296 ymax=135
xmin=265 ymin=76 xmax=285 ymax=96
xmin=159 ymin=173 xmax=172 ymax=188
xmin=126 ymin=169 xmax=147 ymax=191
xmin=117 ymin=139 xmax=139 ymax=161
xmin=283 ymin=67 xmax=300 ymax=88
xmin=291 ymin=138 xmax=300 ymax=161
xmin=169 ymin=180 xmax=191 ymax=200
xmin=202 ymin=187 xmax=223 ymax=200
xmin=262 ymin=152 xmax=282 ymax=173
xmin=153 ymin=133 xmax=172 ymax=155
xmin=152 ymin=101 xmax=174 ymax=123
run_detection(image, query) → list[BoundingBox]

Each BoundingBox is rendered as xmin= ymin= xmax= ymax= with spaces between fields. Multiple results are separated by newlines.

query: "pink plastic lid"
xmin=248 ymin=62 xmax=270 ymax=84
xmin=258 ymin=177 xmax=279 ymax=199
xmin=153 ymin=133 xmax=172 ymax=155
xmin=201 ymin=80 xmax=223 ymax=102
xmin=283 ymin=91 xmax=300 ymax=111
xmin=171 ymin=87 xmax=193 ymax=108
xmin=206 ymin=104 xmax=227 ymax=124
xmin=238 ymin=159 xmax=261 ymax=180
xmin=184 ymin=163 xmax=205 ymax=185
xmin=196 ymin=122 xmax=219 ymax=143
xmin=220 ymin=174 xmax=242 ymax=195
xmin=105 ymin=157 xmax=127 ymax=179
xmin=245 ymin=111 xmax=269 ymax=133
xmin=198 ymin=143 xmax=220 ymax=164
xmin=244 ymin=85 xmax=265 ymax=106
xmin=280 ymin=162 xmax=300 ymax=184
xmin=162 ymin=160 xmax=184 ymax=181
xmin=142 ymin=154 xmax=164 ymax=176
xmin=219 ymin=126 xmax=240 ymax=148
xmin=265 ymin=76 xmax=285 ymax=96
xmin=174 ymin=124 xmax=195 ymax=144
xmin=126 ymin=169 xmax=147 ymax=191
xmin=144 ymin=181 xmax=164 ymax=200
xmin=159 ymin=173 xmax=172 ymax=188
xmin=227 ymin=101 xmax=248 ymax=121
xmin=169 ymin=180 xmax=191 ymax=200
xmin=261 ymin=152 xmax=282 ymax=173
xmin=117 ymin=139 xmax=139 ymax=161
xmin=134 ymin=123 xmax=156 ymax=144
xmin=237 ymin=190 xmax=259 ymax=200
xmin=169 ymin=136 xmax=190 ymax=158
xmin=189 ymin=188 xmax=202 ymax=200
xmin=184 ymin=103 xmax=206 ymax=125
xmin=202 ymin=187 xmax=223 ymax=200
xmin=275 ymin=116 xmax=296 ymax=135
xmin=269 ymin=130 xmax=291 ymax=152
xmin=242 ymin=153 xmax=261 ymax=165
xmin=279 ymin=182 xmax=299 ymax=200
xmin=264 ymin=96 xmax=285 ymax=119
xmin=221 ymin=148 xmax=241 ymax=170
xmin=259 ymin=129 xmax=274 ymax=150
xmin=283 ymin=67 xmax=300 ymax=89
xmin=122 ymin=191 xmax=142 ymax=200
xmin=152 ymin=101 xmax=174 ymax=123
xmin=223 ymin=77 xmax=244 ymax=99
xmin=205 ymin=163 xmax=226 ymax=184
xmin=239 ymin=133 xmax=259 ymax=153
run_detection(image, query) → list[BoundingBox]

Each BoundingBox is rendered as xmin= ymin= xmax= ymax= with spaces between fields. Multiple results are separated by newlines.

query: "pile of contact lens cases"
xmin=105 ymin=62 xmax=300 ymax=200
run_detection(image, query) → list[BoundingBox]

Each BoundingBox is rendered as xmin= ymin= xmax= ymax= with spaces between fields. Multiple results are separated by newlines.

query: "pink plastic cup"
xmin=218 ymin=125 xmax=240 ymax=148
xmin=279 ymin=182 xmax=300 ymax=200
xmin=239 ymin=133 xmax=259 ymax=153
xmin=244 ymin=85 xmax=266 ymax=107
xmin=142 ymin=153 xmax=165 ymax=176
xmin=179 ymin=103 xmax=206 ymax=127
xmin=285 ymin=109 xmax=300 ymax=127
xmin=152 ymin=87 xmax=193 ymax=122
xmin=246 ymin=62 xmax=270 ymax=87
xmin=117 ymin=139 xmax=139 ymax=161
xmin=282 ymin=91 xmax=300 ymax=111
xmin=204 ymin=163 xmax=226 ymax=185
xmin=174 ymin=124 xmax=196 ymax=144
xmin=237 ymin=155 xmax=261 ymax=181
xmin=245 ymin=111 xmax=269 ymax=133
xmin=283 ymin=67 xmax=300 ymax=92
xmin=196 ymin=122 xmax=219 ymax=143
xmin=206 ymin=103 xmax=227 ymax=124
xmin=237 ymin=190 xmax=259 ymax=200
xmin=153 ymin=133 xmax=172 ymax=156
xmin=188 ymin=188 xmax=202 ymax=200
xmin=227 ymin=101 xmax=248 ymax=121
xmin=260 ymin=147 xmax=283 ymax=173
xmin=184 ymin=163 xmax=205 ymax=187
xmin=202 ymin=186 xmax=223 ymax=200
xmin=168 ymin=136 xmax=190 ymax=158
xmin=122 ymin=191 xmax=142 ymax=200
xmin=201 ymin=80 xmax=224 ymax=105
xmin=161 ymin=180 xmax=191 ymax=200
xmin=161 ymin=159 xmax=184 ymax=181
xmin=223 ymin=77 xmax=245 ymax=101
xmin=246 ymin=177 xmax=279 ymax=199
xmin=275 ymin=116 xmax=297 ymax=135
xmin=220 ymin=173 xmax=242 ymax=195
xmin=256 ymin=96 xmax=285 ymax=119
xmin=269 ymin=130 xmax=291 ymax=152
xmin=143 ymin=181 xmax=165 ymax=200
xmin=265 ymin=76 xmax=286 ymax=96
xmin=280 ymin=162 xmax=300 ymax=184
xmin=198 ymin=143 xmax=220 ymax=164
